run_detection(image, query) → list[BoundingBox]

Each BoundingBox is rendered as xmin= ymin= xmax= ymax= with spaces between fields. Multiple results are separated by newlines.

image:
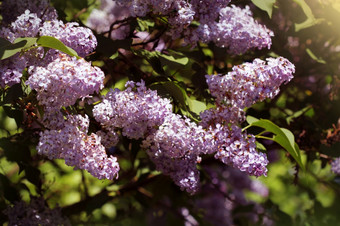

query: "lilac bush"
xmin=0 ymin=0 xmax=320 ymax=225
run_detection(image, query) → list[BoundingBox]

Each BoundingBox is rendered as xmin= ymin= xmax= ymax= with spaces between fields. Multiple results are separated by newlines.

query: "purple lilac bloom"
xmin=93 ymin=80 xmax=172 ymax=139
xmin=208 ymin=125 xmax=269 ymax=177
xmin=26 ymin=53 xmax=104 ymax=111
xmin=212 ymin=5 xmax=274 ymax=54
xmin=205 ymin=57 xmax=295 ymax=109
xmin=37 ymin=114 xmax=120 ymax=180
xmin=3 ymin=197 xmax=70 ymax=226
xmin=331 ymin=157 xmax=340 ymax=175
xmin=10 ymin=10 xmax=42 ymax=38
xmin=142 ymin=113 xmax=207 ymax=159
xmin=0 ymin=55 xmax=27 ymax=88
xmin=0 ymin=10 xmax=42 ymax=87
xmin=1 ymin=0 xmax=57 ymax=24
xmin=40 ymin=21 xmax=97 ymax=57
xmin=141 ymin=113 xmax=210 ymax=193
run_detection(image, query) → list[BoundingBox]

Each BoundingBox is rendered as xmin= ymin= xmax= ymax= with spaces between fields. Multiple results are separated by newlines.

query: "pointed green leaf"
xmin=0 ymin=37 xmax=37 ymax=60
xmin=246 ymin=117 xmax=305 ymax=170
xmin=36 ymin=36 xmax=79 ymax=58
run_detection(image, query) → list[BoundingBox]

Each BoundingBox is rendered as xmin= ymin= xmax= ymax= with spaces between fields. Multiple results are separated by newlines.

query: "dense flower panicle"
xmin=87 ymin=0 xmax=131 ymax=40
xmin=142 ymin=113 xmax=207 ymax=159
xmin=93 ymin=80 xmax=172 ymax=139
xmin=0 ymin=55 xmax=27 ymax=88
xmin=191 ymin=0 xmax=231 ymax=23
xmin=210 ymin=125 xmax=269 ymax=177
xmin=206 ymin=57 xmax=295 ymax=109
xmin=213 ymin=5 xmax=273 ymax=54
xmin=1 ymin=0 xmax=57 ymax=24
xmin=27 ymin=54 xmax=104 ymax=111
xmin=40 ymin=21 xmax=97 ymax=57
xmin=331 ymin=157 xmax=340 ymax=175
xmin=141 ymin=113 xmax=211 ymax=193
xmin=4 ymin=197 xmax=70 ymax=226
xmin=38 ymin=115 xmax=120 ymax=180
xmin=10 ymin=10 xmax=42 ymax=38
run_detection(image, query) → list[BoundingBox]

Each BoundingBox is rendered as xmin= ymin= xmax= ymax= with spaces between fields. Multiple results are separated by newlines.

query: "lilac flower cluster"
xmin=3 ymin=197 xmax=70 ymax=226
xmin=1 ymin=0 xmax=57 ymax=24
xmin=115 ymin=1 xmax=272 ymax=54
xmin=142 ymin=113 xmax=208 ymax=193
xmin=196 ymin=5 xmax=274 ymax=54
xmin=26 ymin=53 xmax=104 ymax=111
xmin=40 ymin=21 xmax=97 ymax=58
xmin=212 ymin=125 xmax=269 ymax=177
xmin=38 ymin=114 xmax=120 ymax=180
xmin=203 ymin=57 xmax=295 ymax=125
xmin=331 ymin=157 xmax=340 ymax=175
xmin=0 ymin=6 xmax=98 ymax=87
xmin=206 ymin=57 xmax=295 ymax=109
xmin=93 ymin=80 xmax=172 ymax=139
xmin=198 ymin=57 xmax=295 ymax=177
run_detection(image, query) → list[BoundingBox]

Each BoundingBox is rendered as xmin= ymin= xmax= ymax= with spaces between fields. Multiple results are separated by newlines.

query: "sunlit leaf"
xmin=246 ymin=116 xmax=305 ymax=170
xmin=251 ymin=0 xmax=276 ymax=18
xmin=37 ymin=36 xmax=79 ymax=58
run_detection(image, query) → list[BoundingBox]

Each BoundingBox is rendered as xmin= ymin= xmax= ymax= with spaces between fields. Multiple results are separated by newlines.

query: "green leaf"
xmin=293 ymin=0 xmax=325 ymax=31
xmin=0 ymin=37 xmax=38 ymax=60
xmin=251 ymin=0 xmax=276 ymax=18
xmin=188 ymin=99 xmax=206 ymax=115
xmin=158 ymin=50 xmax=189 ymax=66
xmin=306 ymin=48 xmax=326 ymax=64
xmin=246 ymin=116 xmax=305 ymax=170
xmin=36 ymin=36 xmax=79 ymax=58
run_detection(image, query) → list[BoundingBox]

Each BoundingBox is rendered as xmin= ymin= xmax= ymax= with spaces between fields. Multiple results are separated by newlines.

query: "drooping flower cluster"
xmin=114 ymin=1 xmax=272 ymax=54
xmin=203 ymin=57 xmax=295 ymax=125
xmin=93 ymin=80 xmax=173 ymax=140
xmin=3 ymin=197 xmax=70 ymax=226
xmin=38 ymin=114 xmax=120 ymax=180
xmin=26 ymin=53 xmax=104 ymax=111
xmin=196 ymin=5 xmax=274 ymax=54
xmin=141 ymin=113 xmax=208 ymax=193
xmin=211 ymin=125 xmax=269 ymax=177
xmin=198 ymin=57 xmax=295 ymax=178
